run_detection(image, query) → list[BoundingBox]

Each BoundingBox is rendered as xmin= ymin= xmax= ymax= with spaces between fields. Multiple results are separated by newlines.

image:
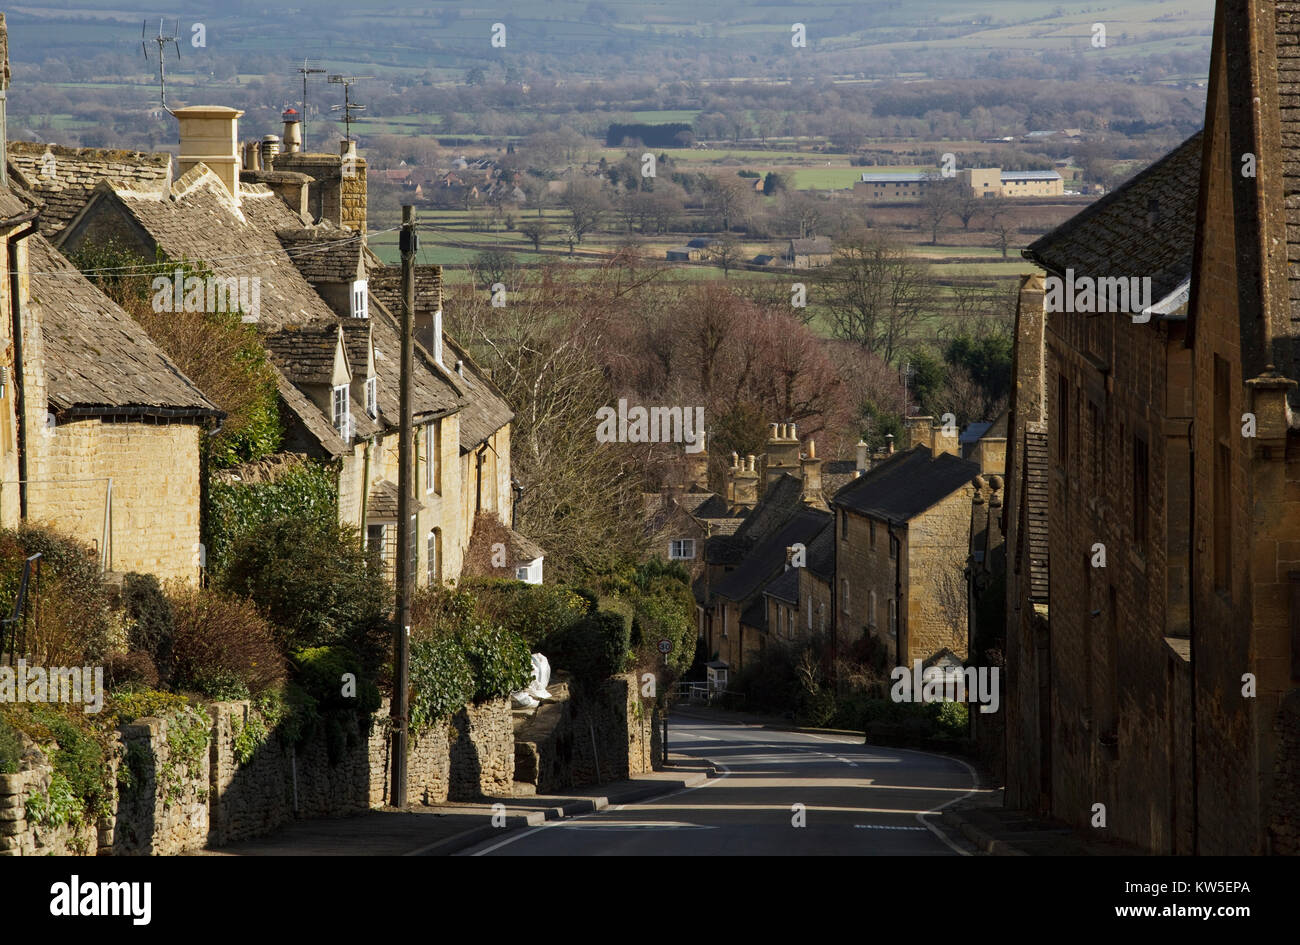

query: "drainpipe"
xmin=888 ymin=521 xmax=902 ymax=668
xmin=359 ymin=436 xmax=373 ymax=527
xmin=6 ymin=210 xmax=40 ymax=521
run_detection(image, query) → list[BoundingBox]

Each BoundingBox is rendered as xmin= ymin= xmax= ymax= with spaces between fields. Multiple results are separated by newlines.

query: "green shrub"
xmin=460 ymin=579 xmax=589 ymax=648
xmin=0 ymin=715 xmax=21 ymax=775
xmin=461 ymin=623 xmax=533 ymax=702
xmin=549 ymin=605 xmax=632 ymax=683
xmin=207 ymin=461 xmax=338 ymax=575
xmin=2 ymin=703 xmax=112 ymax=823
xmin=933 ymin=699 xmax=969 ymax=737
xmin=409 ymin=637 xmax=474 ymax=730
xmin=291 ymin=646 xmax=381 ymax=717
xmin=219 ymin=516 xmax=388 ymax=668
xmin=25 ymin=769 xmax=83 ymax=829
xmin=109 ymin=689 xmax=193 ymax=725
xmin=122 ymin=572 xmax=175 ymax=677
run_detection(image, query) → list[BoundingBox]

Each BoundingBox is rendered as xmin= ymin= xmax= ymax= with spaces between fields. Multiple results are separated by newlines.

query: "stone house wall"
xmin=26 ymin=419 xmax=203 ymax=582
xmin=906 ymin=490 xmax=976 ymax=664
xmin=835 ymin=508 xmax=904 ymax=664
xmin=1042 ymin=276 xmax=1194 ymax=853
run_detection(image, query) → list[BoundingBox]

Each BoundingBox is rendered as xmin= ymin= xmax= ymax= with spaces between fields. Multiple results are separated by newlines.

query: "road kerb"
xmin=407 ymin=769 xmax=714 ymax=855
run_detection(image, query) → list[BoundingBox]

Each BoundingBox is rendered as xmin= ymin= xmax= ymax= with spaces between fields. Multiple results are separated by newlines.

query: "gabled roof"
xmin=1024 ymin=131 xmax=1202 ymax=317
xmin=264 ymin=323 xmax=349 ymax=386
xmin=7 ymin=141 xmax=172 ymax=237
xmin=441 ymin=332 xmax=514 ymax=450
xmin=804 ymin=520 xmax=835 ymax=581
xmin=366 ymin=262 xmax=441 ymax=318
xmin=832 ymin=445 xmax=978 ymax=525
xmin=276 ymin=225 xmax=365 ymax=285
xmin=26 ymin=234 xmax=220 ymax=419
xmin=763 ymin=566 xmax=799 ymax=604
xmin=61 ymin=166 xmax=340 ymax=330
xmin=713 ymin=507 xmax=832 ymax=603
xmin=733 ymin=474 xmax=806 ymax=545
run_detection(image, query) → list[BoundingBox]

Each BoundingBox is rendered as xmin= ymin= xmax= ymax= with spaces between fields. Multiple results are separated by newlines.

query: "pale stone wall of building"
xmin=25 ymin=420 xmax=201 ymax=582
xmin=906 ymin=489 xmax=975 ymax=663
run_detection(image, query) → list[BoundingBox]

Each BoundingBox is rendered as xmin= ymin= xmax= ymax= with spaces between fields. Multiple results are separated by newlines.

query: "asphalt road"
xmin=460 ymin=712 xmax=978 ymax=856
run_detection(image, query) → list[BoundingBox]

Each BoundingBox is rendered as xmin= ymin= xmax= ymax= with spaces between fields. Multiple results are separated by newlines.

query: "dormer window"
xmin=350 ymin=279 xmax=368 ymax=319
xmin=365 ymin=376 xmax=377 ymax=419
xmin=332 ymin=384 xmax=351 ymax=438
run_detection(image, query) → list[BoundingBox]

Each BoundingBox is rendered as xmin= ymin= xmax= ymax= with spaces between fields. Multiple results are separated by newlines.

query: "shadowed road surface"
xmin=460 ymin=713 xmax=977 ymax=856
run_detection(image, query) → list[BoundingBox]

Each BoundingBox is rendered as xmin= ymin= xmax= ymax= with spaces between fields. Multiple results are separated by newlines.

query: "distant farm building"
xmin=853 ymin=167 xmax=1064 ymax=201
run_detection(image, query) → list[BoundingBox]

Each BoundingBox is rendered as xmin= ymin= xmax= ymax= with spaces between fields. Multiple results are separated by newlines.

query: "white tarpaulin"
xmin=511 ymin=653 xmax=553 ymax=709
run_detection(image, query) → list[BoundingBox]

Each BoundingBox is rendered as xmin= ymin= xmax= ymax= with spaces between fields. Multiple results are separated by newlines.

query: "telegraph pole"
xmin=390 ymin=205 xmax=418 ymax=808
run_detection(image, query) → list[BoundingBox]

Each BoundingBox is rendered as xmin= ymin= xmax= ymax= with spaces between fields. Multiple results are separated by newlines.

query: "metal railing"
xmin=1 ymin=553 xmax=41 ymax=667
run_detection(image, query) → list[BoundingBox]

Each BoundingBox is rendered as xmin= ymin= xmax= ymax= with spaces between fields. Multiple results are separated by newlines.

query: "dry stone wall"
xmin=2 ymin=680 xmax=643 ymax=855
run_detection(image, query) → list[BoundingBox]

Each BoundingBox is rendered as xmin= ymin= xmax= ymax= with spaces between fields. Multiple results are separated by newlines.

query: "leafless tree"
xmin=918 ymin=170 xmax=960 ymax=244
xmin=819 ymin=233 xmax=935 ymax=365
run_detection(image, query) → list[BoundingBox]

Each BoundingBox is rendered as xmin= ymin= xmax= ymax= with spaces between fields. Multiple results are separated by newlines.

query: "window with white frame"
xmin=350 ymin=279 xmax=369 ymax=318
xmin=365 ymin=376 xmax=377 ymax=419
xmin=669 ymin=538 xmax=695 ymax=560
xmin=425 ymin=420 xmax=441 ymax=493
xmin=332 ymin=385 xmax=351 ymax=438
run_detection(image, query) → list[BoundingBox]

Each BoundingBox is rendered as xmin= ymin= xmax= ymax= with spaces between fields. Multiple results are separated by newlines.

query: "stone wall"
xmin=111 ymin=714 xmax=210 ymax=856
xmin=1 ymin=694 xmax=517 ymax=856
xmin=514 ymin=674 xmax=656 ymax=794
xmin=449 ymin=699 xmax=515 ymax=800
xmin=0 ymin=765 xmax=101 ymax=856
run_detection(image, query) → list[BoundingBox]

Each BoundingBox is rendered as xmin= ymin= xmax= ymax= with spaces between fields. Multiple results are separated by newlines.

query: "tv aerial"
xmin=142 ymin=18 xmax=181 ymax=113
xmin=296 ymin=58 xmax=327 ymax=148
xmin=328 ymin=74 xmax=373 ymax=143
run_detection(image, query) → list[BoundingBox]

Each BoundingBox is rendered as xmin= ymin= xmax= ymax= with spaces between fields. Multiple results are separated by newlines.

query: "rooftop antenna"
xmin=296 ymin=58 xmax=326 ymax=148
xmin=328 ymin=74 xmax=372 ymax=143
xmin=142 ymin=18 xmax=181 ymax=114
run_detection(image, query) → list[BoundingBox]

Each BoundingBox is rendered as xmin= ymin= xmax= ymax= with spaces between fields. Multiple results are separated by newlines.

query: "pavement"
xmin=197 ymin=704 xmax=1139 ymax=855
xmin=195 ymin=762 xmax=716 ymax=856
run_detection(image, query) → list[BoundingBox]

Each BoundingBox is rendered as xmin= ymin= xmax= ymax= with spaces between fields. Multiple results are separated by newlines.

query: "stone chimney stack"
xmin=282 ymin=108 xmax=302 ymax=153
xmin=683 ymin=432 xmax=709 ymax=490
xmin=905 ymin=415 xmax=934 ymax=451
xmin=800 ymin=439 xmax=824 ymax=507
xmin=174 ymin=105 xmax=244 ymax=204
xmin=272 ymin=138 xmax=368 ymax=239
xmin=725 ymin=452 xmax=739 ymax=504
xmin=733 ymin=455 xmax=760 ymax=509
xmin=765 ymin=421 xmax=802 ymax=489
xmin=242 ymin=140 xmax=261 ymax=172
xmin=886 ymin=433 xmax=895 ymax=455
xmin=856 ymin=438 xmax=869 ymax=474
